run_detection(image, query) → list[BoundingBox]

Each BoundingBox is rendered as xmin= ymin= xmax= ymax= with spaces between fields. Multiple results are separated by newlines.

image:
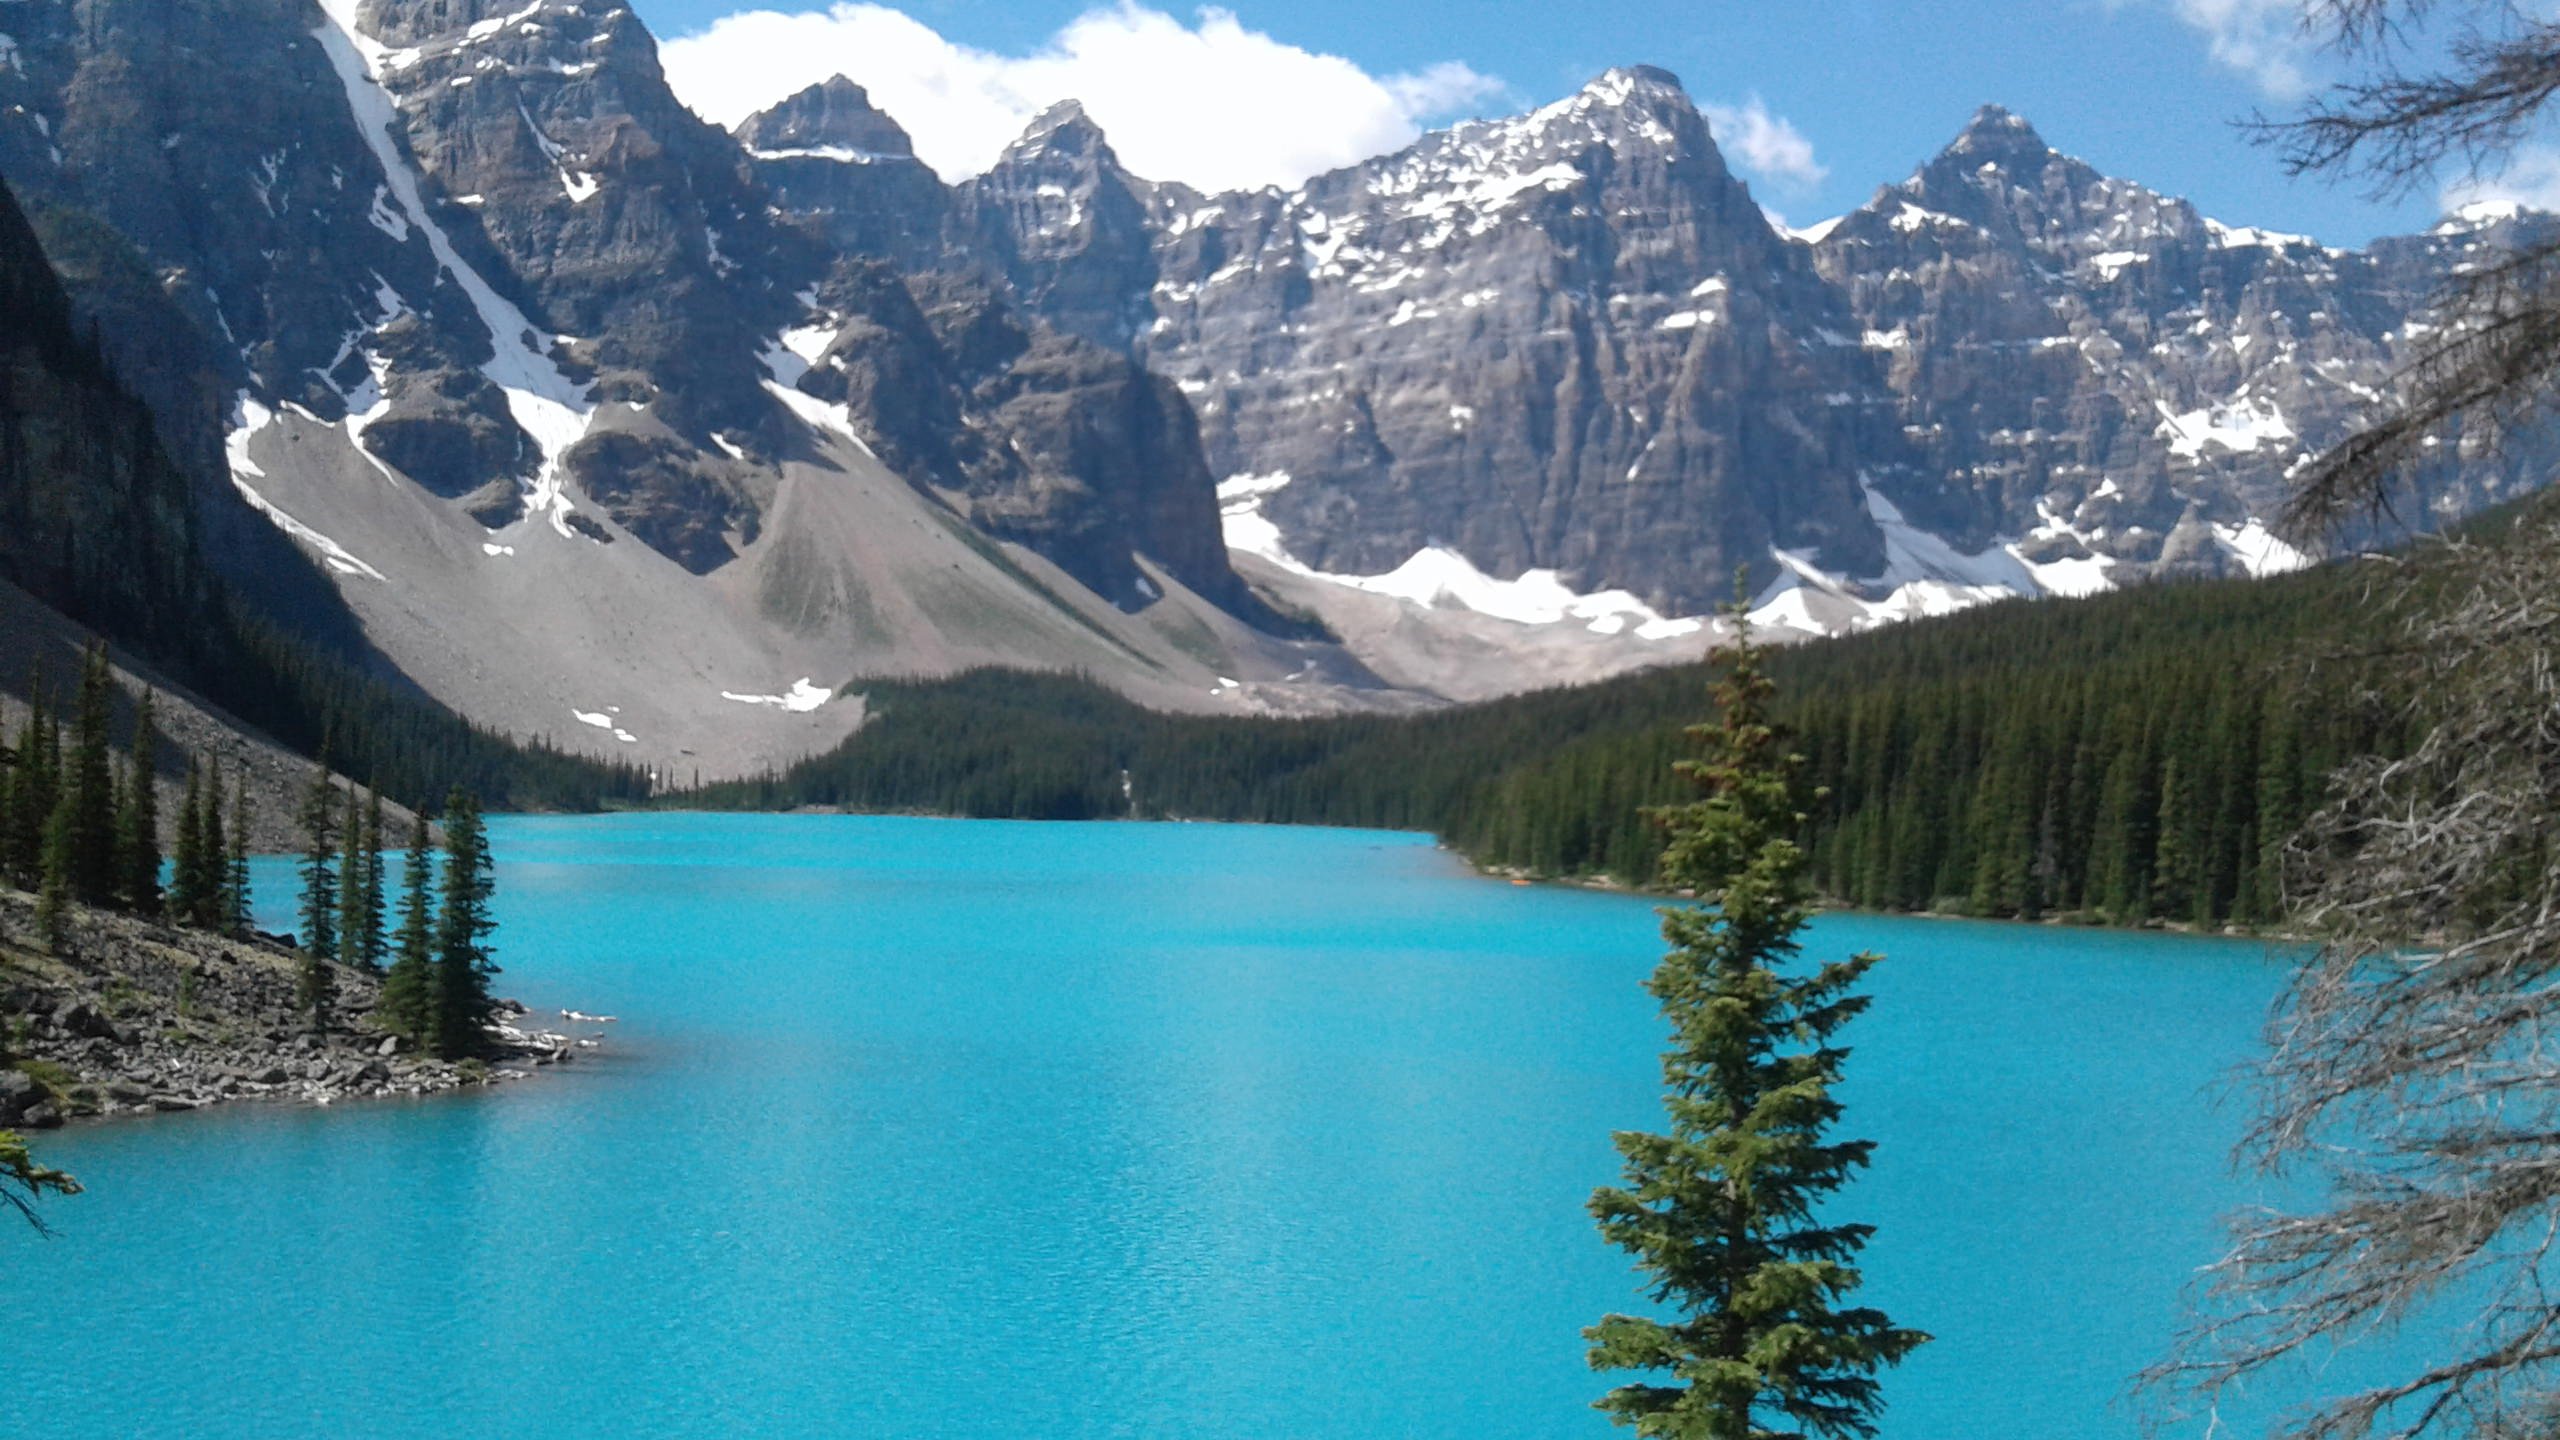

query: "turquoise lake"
xmin=17 ymin=814 xmax=2326 ymax=1438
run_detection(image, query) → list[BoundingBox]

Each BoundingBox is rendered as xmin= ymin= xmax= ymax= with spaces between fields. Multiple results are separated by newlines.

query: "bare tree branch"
xmin=2147 ymin=509 xmax=2560 ymax=1440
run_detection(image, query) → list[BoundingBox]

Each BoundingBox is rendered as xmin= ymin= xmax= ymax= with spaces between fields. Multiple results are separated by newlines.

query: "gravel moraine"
xmin=0 ymin=886 xmax=595 ymax=1128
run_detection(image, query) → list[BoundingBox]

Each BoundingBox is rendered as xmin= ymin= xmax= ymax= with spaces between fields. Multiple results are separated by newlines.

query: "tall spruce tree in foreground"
xmin=1587 ymin=609 xmax=1925 ymax=1440
xmin=428 ymin=788 xmax=496 ymax=1059
xmin=296 ymin=768 xmax=338 ymax=962
xmin=379 ymin=816 xmax=435 ymax=1041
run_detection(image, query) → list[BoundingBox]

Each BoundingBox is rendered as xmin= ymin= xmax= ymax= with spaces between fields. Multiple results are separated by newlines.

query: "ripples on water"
xmin=20 ymin=815 xmax=2337 ymax=1438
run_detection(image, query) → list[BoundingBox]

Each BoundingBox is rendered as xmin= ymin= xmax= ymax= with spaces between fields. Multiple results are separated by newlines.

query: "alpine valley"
xmin=2 ymin=0 xmax=2549 ymax=777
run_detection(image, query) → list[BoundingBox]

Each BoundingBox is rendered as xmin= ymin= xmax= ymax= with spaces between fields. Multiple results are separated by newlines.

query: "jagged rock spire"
xmin=737 ymin=75 xmax=917 ymax=160
xmin=1001 ymin=99 xmax=1117 ymax=166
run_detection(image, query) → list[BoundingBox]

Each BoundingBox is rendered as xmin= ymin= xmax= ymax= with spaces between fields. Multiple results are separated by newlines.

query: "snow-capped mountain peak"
xmin=1944 ymin=103 xmax=2051 ymax=161
xmin=1002 ymin=99 xmax=1114 ymax=165
xmin=736 ymin=75 xmax=918 ymax=161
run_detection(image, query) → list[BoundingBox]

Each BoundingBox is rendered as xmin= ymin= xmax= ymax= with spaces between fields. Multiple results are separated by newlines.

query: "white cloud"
xmin=2442 ymin=143 xmax=2560 ymax=214
xmin=657 ymin=2 xmax=1504 ymax=192
xmin=1699 ymin=96 xmax=1827 ymax=189
xmin=2157 ymin=0 xmax=2317 ymax=98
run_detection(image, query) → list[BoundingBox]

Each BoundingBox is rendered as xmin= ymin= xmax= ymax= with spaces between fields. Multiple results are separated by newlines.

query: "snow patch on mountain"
xmin=225 ymin=396 xmax=390 ymax=581
xmin=1223 ymin=467 xmax=2178 ymax=641
xmin=761 ymin=378 xmax=878 ymax=459
xmin=1278 ymin=69 xmax=1686 ymax=283
xmin=1744 ymin=481 xmax=2156 ymax=635
xmin=2206 ymin=219 xmax=2314 ymax=250
xmin=720 ymin=679 xmax=833 ymax=712
xmin=517 ymin=99 xmax=599 ymax=205
xmin=2212 ymin=519 xmax=2313 ymax=577
xmin=1219 ymin=471 xmax=1705 ymax=639
xmin=311 ymin=0 xmax=597 ymax=537
xmin=2156 ymin=395 xmax=2295 ymax=460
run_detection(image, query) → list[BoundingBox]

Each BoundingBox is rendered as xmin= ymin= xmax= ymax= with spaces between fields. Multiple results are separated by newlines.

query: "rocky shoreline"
xmin=0 ymin=887 xmax=598 ymax=1128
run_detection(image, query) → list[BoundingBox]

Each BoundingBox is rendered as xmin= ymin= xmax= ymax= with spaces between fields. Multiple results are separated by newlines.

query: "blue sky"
xmin=634 ymin=0 xmax=2505 ymax=246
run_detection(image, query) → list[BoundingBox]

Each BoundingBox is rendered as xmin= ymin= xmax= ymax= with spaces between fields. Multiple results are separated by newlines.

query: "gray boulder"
xmin=0 ymin=1069 xmax=43 ymax=1126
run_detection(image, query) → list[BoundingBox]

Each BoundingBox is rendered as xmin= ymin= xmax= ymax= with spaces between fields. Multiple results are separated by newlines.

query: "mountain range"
xmin=0 ymin=0 xmax=2544 ymax=777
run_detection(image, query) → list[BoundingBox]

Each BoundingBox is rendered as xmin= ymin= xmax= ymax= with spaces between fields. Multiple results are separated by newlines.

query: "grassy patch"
xmin=14 ymin=1058 xmax=78 ymax=1099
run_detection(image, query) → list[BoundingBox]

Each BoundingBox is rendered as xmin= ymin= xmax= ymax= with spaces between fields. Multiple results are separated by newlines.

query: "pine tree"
xmin=296 ymin=769 xmax=338 ymax=962
xmin=195 ymin=764 xmax=231 ymax=929
xmin=1587 ymin=612 xmax=1927 ymax=1440
xmin=335 ymin=787 xmax=370 ymax=971
xmin=295 ymin=938 xmax=335 ymax=1034
xmin=168 ymin=763 xmax=207 ymax=926
xmin=206 ymin=763 xmax=233 ymax=931
xmin=113 ymin=691 xmax=160 ymax=917
xmin=379 ymin=816 xmax=435 ymax=1041
xmin=2150 ymin=754 xmax=2194 ymax=923
xmin=428 ymin=788 xmax=497 ymax=1059
xmin=64 ymin=644 xmax=115 ymax=906
xmin=224 ymin=772 xmax=253 ymax=938
xmin=356 ymin=787 xmax=385 ymax=967
xmin=3 ymin=686 xmax=53 ymax=888
xmin=35 ymin=792 xmax=72 ymax=952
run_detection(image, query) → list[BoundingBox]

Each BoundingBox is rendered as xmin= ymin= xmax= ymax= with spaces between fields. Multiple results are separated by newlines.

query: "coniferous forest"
xmin=689 ymin=524 xmax=2445 ymax=930
xmin=0 ymin=175 xmax=645 ymax=818
xmin=0 ymin=114 xmax=2427 ymax=930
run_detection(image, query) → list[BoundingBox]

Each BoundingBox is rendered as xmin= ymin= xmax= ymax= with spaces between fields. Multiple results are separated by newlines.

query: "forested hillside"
xmin=695 ymin=541 xmax=2441 ymax=928
xmin=0 ymin=175 xmax=644 ymax=814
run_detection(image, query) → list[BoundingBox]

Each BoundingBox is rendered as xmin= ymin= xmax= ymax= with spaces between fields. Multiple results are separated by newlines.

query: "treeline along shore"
xmin=0 ymin=884 xmax=582 ymax=1128
xmin=0 ymin=647 xmax=603 ymax=1129
xmin=676 ymin=503 xmax=2487 ymax=933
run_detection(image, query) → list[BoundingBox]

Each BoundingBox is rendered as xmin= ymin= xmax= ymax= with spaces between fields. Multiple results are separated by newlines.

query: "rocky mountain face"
xmin=0 ymin=0 xmax=1361 ymax=776
xmin=950 ymin=74 xmax=2556 ymax=623
xmin=7 ymin=0 xmax=2555 ymax=767
xmin=1807 ymin=105 xmax=2556 ymax=582
xmin=736 ymin=75 xmax=947 ymax=264
xmin=949 ymin=101 xmax=1165 ymax=352
xmin=1131 ymin=67 xmax=1898 ymax=610
xmin=792 ymin=264 xmax=1268 ymax=615
xmin=0 ymin=0 xmax=1272 ymax=594
xmin=744 ymin=86 xmax=1274 ymax=616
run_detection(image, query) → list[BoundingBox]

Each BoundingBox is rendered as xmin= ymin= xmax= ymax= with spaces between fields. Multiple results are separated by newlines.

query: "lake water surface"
xmin=20 ymin=815 xmax=2318 ymax=1437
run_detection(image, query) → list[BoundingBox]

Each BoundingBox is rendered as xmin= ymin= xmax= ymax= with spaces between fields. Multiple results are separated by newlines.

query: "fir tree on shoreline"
xmin=428 ymin=788 xmax=496 ymax=1060
xmin=356 ymin=787 xmax=384 ymax=968
xmin=378 ymin=815 xmax=435 ymax=1041
xmin=335 ymin=785 xmax=379 ymax=973
xmin=64 ymin=644 xmax=115 ymax=907
xmin=221 ymin=769 xmax=252 ymax=938
xmin=4 ymin=679 xmax=55 ymax=889
xmin=35 ymin=793 xmax=71 ymax=953
xmin=296 ymin=768 xmax=338 ymax=963
xmin=1587 ymin=608 xmax=1926 ymax=1439
xmin=112 ymin=690 xmax=159 ymax=918
xmin=190 ymin=762 xmax=228 ymax=929
xmin=169 ymin=762 xmax=208 ymax=925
